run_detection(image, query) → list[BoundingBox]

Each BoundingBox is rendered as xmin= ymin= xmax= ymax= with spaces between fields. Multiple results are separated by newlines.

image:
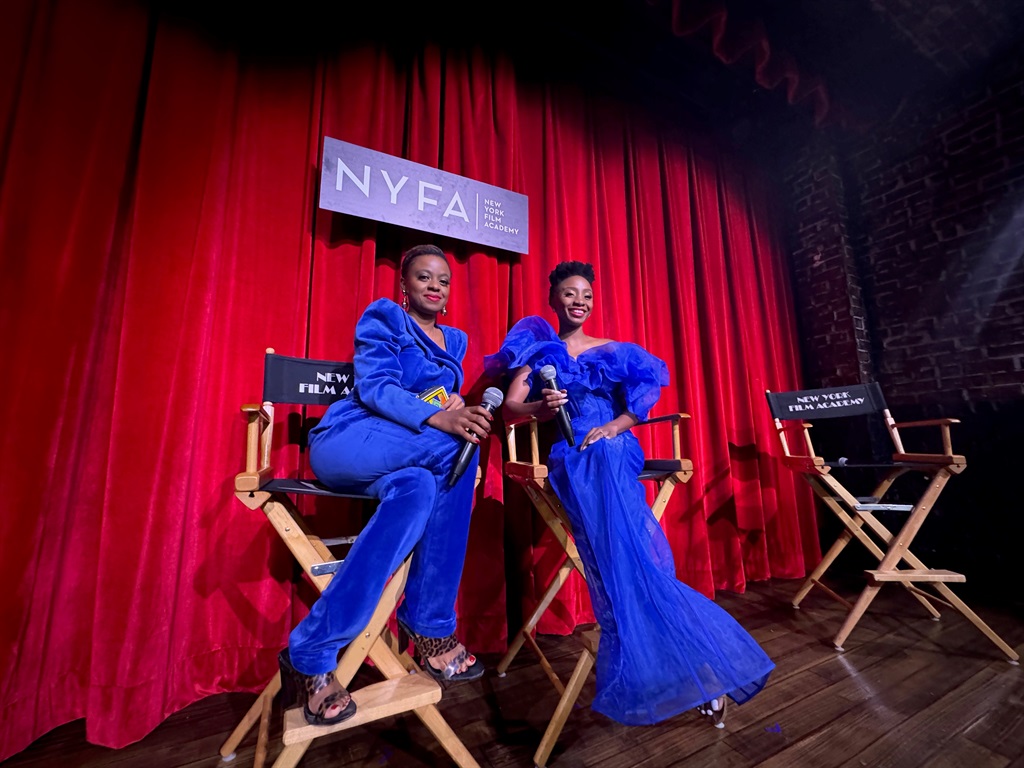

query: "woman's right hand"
xmin=540 ymin=387 xmax=569 ymax=414
xmin=427 ymin=405 xmax=494 ymax=443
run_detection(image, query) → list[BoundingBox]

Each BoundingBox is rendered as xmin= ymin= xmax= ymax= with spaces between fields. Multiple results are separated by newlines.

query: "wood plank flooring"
xmin=4 ymin=578 xmax=1022 ymax=768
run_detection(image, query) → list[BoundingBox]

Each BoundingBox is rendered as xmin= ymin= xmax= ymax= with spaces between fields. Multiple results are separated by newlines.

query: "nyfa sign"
xmin=318 ymin=137 xmax=528 ymax=253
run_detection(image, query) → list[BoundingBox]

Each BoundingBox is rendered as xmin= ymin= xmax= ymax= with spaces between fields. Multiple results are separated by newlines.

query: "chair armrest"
xmin=773 ymin=421 xmax=819 ymax=462
xmin=892 ymin=418 xmax=960 ymax=428
xmin=505 ymin=415 xmax=540 ymax=465
xmin=890 ymin=418 xmax=960 ymax=456
xmin=241 ymin=403 xmax=272 ymax=422
xmin=635 ymin=412 xmax=691 ymax=427
xmin=634 ymin=412 xmax=690 ymax=461
xmin=241 ymin=402 xmax=274 ymax=474
xmin=504 ymin=414 xmax=539 ymax=429
xmin=505 ymin=460 xmax=548 ymax=481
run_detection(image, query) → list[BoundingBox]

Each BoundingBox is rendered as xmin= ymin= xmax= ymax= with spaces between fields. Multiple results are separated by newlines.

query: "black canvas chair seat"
xmin=261 ymin=477 xmax=371 ymax=499
xmin=766 ymin=383 xmax=1017 ymax=664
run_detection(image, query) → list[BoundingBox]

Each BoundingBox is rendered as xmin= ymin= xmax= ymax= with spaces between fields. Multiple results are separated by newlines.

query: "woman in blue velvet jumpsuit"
xmin=280 ymin=245 xmax=493 ymax=726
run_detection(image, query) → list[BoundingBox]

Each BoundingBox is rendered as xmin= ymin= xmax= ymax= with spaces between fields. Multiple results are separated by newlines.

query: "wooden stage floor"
xmin=4 ymin=578 xmax=1023 ymax=768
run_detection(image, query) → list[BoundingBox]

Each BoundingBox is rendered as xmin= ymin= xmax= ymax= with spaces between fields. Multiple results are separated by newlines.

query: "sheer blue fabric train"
xmin=485 ymin=316 xmax=774 ymax=725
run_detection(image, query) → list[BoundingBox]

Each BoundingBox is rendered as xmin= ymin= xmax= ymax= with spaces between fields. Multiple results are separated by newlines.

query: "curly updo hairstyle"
xmin=401 ymin=244 xmax=448 ymax=278
xmin=548 ymin=261 xmax=596 ymax=299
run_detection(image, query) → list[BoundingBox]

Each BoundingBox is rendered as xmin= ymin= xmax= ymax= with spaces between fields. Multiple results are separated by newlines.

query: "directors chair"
xmin=766 ymin=383 xmax=1018 ymax=664
xmin=220 ymin=350 xmax=481 ymax=768
xmin=498 ymin=412 xmax=693 ymax=767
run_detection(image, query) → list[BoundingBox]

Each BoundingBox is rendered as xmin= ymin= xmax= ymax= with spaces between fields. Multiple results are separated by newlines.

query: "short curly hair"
xmin=548 ymin=261 xmax=596 ymax=295
xmin=401 ymin=244 xmax=448 ymax=277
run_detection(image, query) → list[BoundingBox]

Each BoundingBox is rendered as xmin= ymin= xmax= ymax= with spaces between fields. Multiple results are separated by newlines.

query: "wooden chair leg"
xmin=219 ymin=661 xmax=281 ymax=764
xmin=367 ymin=637 xmax=482 ymax=768
xmin=814 ymin=476 xmax=942 ymax=619
xmin=534 ymin=642 xmax=596 ymax=768
xmin=254 ymin=687 xmax=273 ymax=768
xmin=929 ymin=582 xmax=1019 ymax=663
xmin=834 ymin=472 xmax=951 ymax=651
xmin=497 ymin=556 xmax=573 ymax=677
xmin=792 ymin=521 xmax=858 ymax=609
xmin=833 ymin=583 xmax=883 ymax=651
xmin=270 ymin=743 xmax=310 ymax=768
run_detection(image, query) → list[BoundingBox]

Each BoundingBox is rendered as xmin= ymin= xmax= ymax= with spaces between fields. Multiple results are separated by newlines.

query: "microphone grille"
xmin=539 ymin=365 xmax=557 ymax=382
xmin=482 ymin=386 xmax=505 ymax=408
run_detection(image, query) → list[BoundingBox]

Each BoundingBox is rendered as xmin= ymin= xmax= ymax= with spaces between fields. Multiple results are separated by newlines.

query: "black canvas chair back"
xmin=766 ymin=383 xmax=892 ymax=466
xmin=765 ymin=383 xmax=887 ymax=421
xmin=262 ymin=353 xmax=354 ymax=406
xmin=765 ymin=383 xmax=1017 ymax=665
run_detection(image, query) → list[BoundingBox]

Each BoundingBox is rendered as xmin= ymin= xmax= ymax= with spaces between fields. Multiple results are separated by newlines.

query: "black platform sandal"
xmin=397 ymin=621 xmax=485 ymax=683
xmin=278 ymin=649 xmax=357 ymax=726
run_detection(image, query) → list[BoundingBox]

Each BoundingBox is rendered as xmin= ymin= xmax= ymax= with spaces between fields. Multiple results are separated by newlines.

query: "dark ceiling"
xmin=158 ymin=0 xmax=1024 ymax=136
xmin=637 ymin=0 xmax=1024 ymax=130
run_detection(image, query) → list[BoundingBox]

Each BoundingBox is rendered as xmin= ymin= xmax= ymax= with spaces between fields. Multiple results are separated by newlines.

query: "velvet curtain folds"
xmin=0 ymin=0 xmax=815 ymax=758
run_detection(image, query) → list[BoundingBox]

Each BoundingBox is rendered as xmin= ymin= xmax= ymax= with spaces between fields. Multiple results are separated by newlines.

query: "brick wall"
xmin=775 ymin=50 xmax=1024 ymax=600
xmin=846 ymin=51 xmax=1024 ymax=409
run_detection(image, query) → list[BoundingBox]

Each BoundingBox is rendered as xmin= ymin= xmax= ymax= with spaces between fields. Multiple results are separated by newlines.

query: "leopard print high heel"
xmin=278 ymin=649 xmax=357 ymax=726
xmin=397 ymin=621 xmax=485 ymax=683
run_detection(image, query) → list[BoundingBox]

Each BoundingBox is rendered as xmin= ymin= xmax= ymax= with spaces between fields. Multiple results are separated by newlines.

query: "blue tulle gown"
xmin=486 ymin=316 xmax=774 ymax=725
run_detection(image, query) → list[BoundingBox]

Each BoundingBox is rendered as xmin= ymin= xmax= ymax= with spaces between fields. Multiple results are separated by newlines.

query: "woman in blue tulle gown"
xmin=485 ymin=261 xmax=773 ymax=727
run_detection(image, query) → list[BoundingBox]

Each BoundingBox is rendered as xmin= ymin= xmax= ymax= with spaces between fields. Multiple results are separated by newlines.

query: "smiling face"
xmin=401 ymin=254 xmax=451 ymax=319
xmin=549 ymin=274 xmax=594 ymax=329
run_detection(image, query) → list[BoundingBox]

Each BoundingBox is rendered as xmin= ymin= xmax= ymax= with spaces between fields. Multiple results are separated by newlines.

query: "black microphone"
xmin=448 ymin=387 xmax=504 ymax=487
xmin=539 ymin=365 xmax=575 ymax=447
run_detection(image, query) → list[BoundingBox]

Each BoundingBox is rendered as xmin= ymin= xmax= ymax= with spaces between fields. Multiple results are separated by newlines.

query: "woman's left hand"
xmin=580 ymin=422 xmax=619 ymax=450
xmin=442 ymin=394 xmax=465 ymax=411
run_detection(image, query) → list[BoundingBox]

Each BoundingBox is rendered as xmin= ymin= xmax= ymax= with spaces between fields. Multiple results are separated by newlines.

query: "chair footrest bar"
xmin=311 ymin=560 xmax=344 ymax=576
xmin=855 ymin=503 xmax=914 ymax=512
xmin=321 ymin=536 xmax=358 ymax=547
xmin=282 ymin=673 xmax=441 ymax=745
xmin=866 ymin=569 xmax=965 ymax=583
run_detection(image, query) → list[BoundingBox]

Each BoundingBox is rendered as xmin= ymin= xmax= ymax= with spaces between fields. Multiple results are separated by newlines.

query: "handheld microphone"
xmin=539 ymin=365 xmax=575 ymax=447
xmin=447 ymin=387 xmax=504 ymax=488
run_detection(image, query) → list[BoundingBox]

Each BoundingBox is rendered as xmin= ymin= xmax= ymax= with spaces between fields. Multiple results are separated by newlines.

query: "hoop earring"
xmin=402 ymin=291 xmax=409 ymax=311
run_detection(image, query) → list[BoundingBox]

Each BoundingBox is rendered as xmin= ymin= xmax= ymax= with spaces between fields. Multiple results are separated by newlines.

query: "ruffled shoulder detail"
xmin=581 ymin=342 xmax=669 ymax=421
xmin=483 ymin=316 xmax=569 ymax=378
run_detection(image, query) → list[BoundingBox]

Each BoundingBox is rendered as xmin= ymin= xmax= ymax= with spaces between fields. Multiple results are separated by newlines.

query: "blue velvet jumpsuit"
xmin=289 ymin=298 xmax=479 ymax=676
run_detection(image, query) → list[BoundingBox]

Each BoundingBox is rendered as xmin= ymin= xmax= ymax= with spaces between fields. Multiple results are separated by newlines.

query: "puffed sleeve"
xmin=593 ymin=343 xmax=669 ymax=422
xmin=483 ymin=316 xmax=565 ymax=379
xmin=352 ymin=299 xmax=441 ymax=432
xmin=620 ymin=345 xmax=669 ymax=422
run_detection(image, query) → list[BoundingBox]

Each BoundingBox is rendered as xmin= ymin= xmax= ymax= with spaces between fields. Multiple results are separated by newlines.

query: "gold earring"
xmin=442 ymin=306 xmax=448 ymax=316
xmin=402 ymin=291 xmax=409 ymax=311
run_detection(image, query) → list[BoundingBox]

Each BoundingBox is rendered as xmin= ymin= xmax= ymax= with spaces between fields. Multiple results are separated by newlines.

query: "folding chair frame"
xmin=219 ymin=350 xmax=482 ymax=768
xmin=767 ymin=386 xmax=1018 ymax=664
xmin=497 ymin=413 xmax=693 ymax=766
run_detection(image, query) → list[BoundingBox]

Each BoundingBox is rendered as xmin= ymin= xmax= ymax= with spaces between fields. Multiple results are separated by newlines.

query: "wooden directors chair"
xmin=219 ymin=350 xmax=481 ymax=768
xmin=498 ymin=413 xmax=693 ymax=767
xmin=766 ymin=383 xmax=1018 ymax=664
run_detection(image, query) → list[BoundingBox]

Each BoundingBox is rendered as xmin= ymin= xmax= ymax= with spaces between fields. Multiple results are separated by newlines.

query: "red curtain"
xmin=0 ymin=0 xmax=815 ymax=758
